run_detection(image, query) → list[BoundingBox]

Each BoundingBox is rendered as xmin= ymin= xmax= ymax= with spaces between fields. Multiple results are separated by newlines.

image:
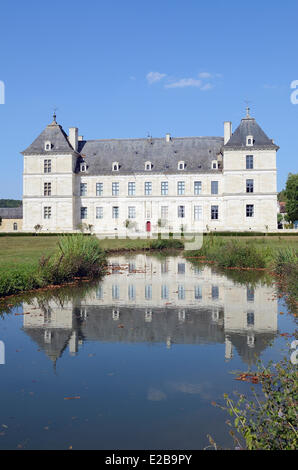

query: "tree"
xmin=284 ymin=173 xmax=298 ymax=223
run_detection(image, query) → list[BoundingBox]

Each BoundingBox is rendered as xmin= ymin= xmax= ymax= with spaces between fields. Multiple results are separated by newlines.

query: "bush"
xmin=39 ymin=234 xmax=106 ymax=284
xmin=0 ymin=265 xmax=42 ymax=297
xmin=150 ymin=238 xmax=184 ymax=250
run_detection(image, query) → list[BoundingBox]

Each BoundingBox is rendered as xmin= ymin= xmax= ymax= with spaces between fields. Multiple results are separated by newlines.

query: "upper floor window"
xmin=96 ymin=182 xmax=103 ymax=196
xmin=246 ymin=179 xmax=254 ymax=193
xmin=80 ymin=183 xmax=87 ymax=196
xmin=80 ymin=162 xmax=87 ymax=172
xmin=246 ymin=155 xmax=254 ymax=169
xmin=144 ymin=182 xmax=152 ymax=196
xmin=44 ymin=182 xmax=51 ymax=196
xmin=161 ymin=181 xmax=168 ymax=195
xmin=44 ymin=141 xmax=51 ymax=151
xmin=177 ymin=181 xmax=185 ymax=195
xmin=178 ymin=161 xmax=185 ymax=170
xmin=44 ymin=159 xmax=51 ymax=173
xmin=194 ymin=181 xmax=202 ymax=195
xmin=112 ymin=182 xmax=119 ymax=196
xmin=145 ymin=161 xmax=152 ymax=171
xmin=211 ymin=160 xmax=218 ymax=170
xmin=128 ymin=182 xmax=136 ymax=196
xmin=246 ymin=135 xmax=253 ymax=146
xmin=112 ymin=162 xmax=119 ymax=171
xmin=211 ymin=181 xmax=218 ymax=195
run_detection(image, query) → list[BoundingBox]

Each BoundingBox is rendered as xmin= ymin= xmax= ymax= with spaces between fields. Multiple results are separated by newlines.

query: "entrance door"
xmin=146 ymin=221 xmax=151 ymax=232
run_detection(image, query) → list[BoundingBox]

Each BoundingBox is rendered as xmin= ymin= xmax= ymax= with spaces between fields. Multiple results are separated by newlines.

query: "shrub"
xmin=0 ymin=265 xmax=42 ymax=297
xmin=150 ymin=238 xmax=184 ymax=250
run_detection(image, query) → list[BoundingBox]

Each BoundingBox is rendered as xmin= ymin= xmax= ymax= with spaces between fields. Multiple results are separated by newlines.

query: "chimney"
xmin=78 ymin=135 xmax=84 ymax=141
xmin=166 ymin=133 xmax=171 ymax=142
xmin=69 ymin=127 xmax=78 ymax=151
xmin=224 ymin=121 xmax=232 ymax=145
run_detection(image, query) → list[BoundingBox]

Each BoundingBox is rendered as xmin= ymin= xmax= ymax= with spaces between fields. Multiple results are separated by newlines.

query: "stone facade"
xmin=0 ymin=207 xmax=23 ymax=232
xmin=22 ymin=110 xmax=279 ymax=234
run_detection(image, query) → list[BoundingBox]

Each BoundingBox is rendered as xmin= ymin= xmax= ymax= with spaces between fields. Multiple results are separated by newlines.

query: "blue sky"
xmin=0 ymin=0 xmax=297 ymax=198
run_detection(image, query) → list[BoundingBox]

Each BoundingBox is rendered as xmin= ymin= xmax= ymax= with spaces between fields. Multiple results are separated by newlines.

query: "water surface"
xmin=0 ymin=254 xmax=295 ymax=449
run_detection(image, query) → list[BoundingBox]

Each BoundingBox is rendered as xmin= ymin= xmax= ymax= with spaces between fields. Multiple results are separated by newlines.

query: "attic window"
xmin=212 ymin=160 xmax=218 ymax=170
xmin=246 ymin=135 xmax=253 ymax=146
xmin=112 ymin=162 xmax=119 ymax=171
xmin=80 ymin=162 xmax=87 ymax=172
xmin=178 ymin=161 xmax=185 ymax=170
xmin=145 ymin=161 xmax=152 ymax=171
xmin=45 ymin=141 xmax=51 ymax=151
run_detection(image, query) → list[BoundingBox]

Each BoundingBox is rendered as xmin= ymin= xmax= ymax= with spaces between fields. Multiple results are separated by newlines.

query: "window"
xmin=128 ymin=206 xmax=136 ymax=218
xmin=178 ymin=161 xmax=185 ymax=170
xmin=211 ymin=181 xmax=218 ymax=195
xmin=246 ymin=204 xmax=254 ymax=217
xmin=112 ymin=162 xmax=119 ymax=171
xmin=80 ymin=207 xmax=87 ymax=219
xmin=247 ymin=312 xmax=255 ymax=327
xmin=247 ymin=287 xmax=255 ymax=302
xmin=144 ymin=182 xmax=152 ymax=195
xmin=212 ymin=285 xmax=219 ymax=300
xmin=194 ymin=286 xmax=202 ymax=300
xmin=44 ymin=206 xmax=51 ymax=219
xmin=194 ymin=181 xmax=202 ymax=195
xmin=112 ymin=182 xmax=119 ymax=196
xmin=161 ymin=261 xmax=168 ymax=274
xmin=178 ymin=285 xmax=185 ymax=300
xmin=128 ymin=263 xmax=136 ymax=273
xmin=112 ymin=206 xmax=119 ymax=219
xmin=161 ymin=181 xmax=168 ymax=195
xmin=177 ymin=181 xmax=185 ymax=195
xmin=212 ymin=160 xmax=218 ymax=169
xmin=112 ymin=285 xmax=120 ymax=300
xmin=80 ymin=183 xmax=87 ymax=196
xmin=96 ymin=207 xmax=103 ymax=219
xmin=96 ymin=182 xmax=103 ymax=196
xmin=128 ymin=182 xmax=135 ymax=196
xmin=96 ymin=284 xmax=103 ymax=300
xmin=246 ymin=179 xmax=254 ymax=193
xmin=145 ymin=161 xmax=152 ymax=171
xmin=145 ymin=285 xmax=152 ymax=300
xmin=178 ymin=205 xmax=185 ymax=218
xmin=128 ymin=284 xmax=136 ymax=301
xmin=194 ymin=205 xmax=202 ymax=221
xmin=80 ymin=162 xmax=87 ymax=172
xmin=13 ymin=222 xmax=18 ymax=231
xmin=178 ymin=263 xmax=185 ymax=274
xmin=161 ymin=285 xmax=169 ymax=300
xmin=246 ymin=155 xmax=254 ymax=169
xmin=211 ymin=205 xmax=218 ymax=220
xmin=44 ymin=141 xmax=51 ymax=151
xmin=44 ymin=159 xmax=51 ymax=173
xmin=161 ymin=206 xmax=168 ymax=222
xmin=44 ymin=182 xmax=51 ymax=196
xmin=246 ymin=135 xmax=253 ymax=146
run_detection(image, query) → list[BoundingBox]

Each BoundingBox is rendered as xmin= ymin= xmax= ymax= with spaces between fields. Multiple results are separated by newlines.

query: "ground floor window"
xmin=44 ymin=206 xmax=51 ymax=219
xmin=96 ymin=207 xmax=103 ymax=219
xmin=112 ymin=206 xmax=119 ymax=219
xmin=246 ymin=204 xmax=254 ymax=217
xmin=80 ymin=207 xmax=87 ymax=219
xmin=194 ymin=205 xmax=202 ymax=221
xmin=13 ymin=222 xmax=18 ymax=230
xmin=128 ymin=206 xmax=136 ymax=218
xmin=211 ymin=205 xmax=218 ymax=220
xmin=178 ymin=206 xmax=185 ymax=218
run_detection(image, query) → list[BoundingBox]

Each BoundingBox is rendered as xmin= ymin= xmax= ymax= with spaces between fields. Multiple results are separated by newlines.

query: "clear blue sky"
xmin=0 ymin=0 xmax=297 ymax=198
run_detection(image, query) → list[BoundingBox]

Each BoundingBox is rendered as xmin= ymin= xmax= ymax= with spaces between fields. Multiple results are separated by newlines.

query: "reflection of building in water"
xmin=23 ymin=255 xmax=278 ymax=365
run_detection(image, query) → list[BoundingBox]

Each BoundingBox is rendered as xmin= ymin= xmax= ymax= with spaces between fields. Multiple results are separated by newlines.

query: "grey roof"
xmin=0 ymin=207 xmax=23 ymax=219
xmin=224 ymin=116 xmax=279 ymax=150
xmin=77 ymin=136 xmax=224 ymax=175
xmin=22 ymin=119 xmax=75 ymax=155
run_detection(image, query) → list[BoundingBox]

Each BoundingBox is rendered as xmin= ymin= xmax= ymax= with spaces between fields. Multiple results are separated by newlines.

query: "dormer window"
xmin=178 ymin=161 xmax=185 ymax=170
xmin=80 ymin=162 xmax=87 ymax=172
xmin=145 ymin=161 xmax=152 ymax=171
xmin=212 ymin=160 xmax=218 ymax=170
xmin=112 ymin=162 xmax=119 ymax=171
xmin=45 ymin=141 xmax=51 ymax=151
xmin=246 ymin=135 xmax=253 ymax=146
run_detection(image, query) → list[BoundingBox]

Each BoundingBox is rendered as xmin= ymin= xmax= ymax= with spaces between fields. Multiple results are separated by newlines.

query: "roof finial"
xmin=246 ymin=106 xmax=250 ymax=118
xmin=52 ymin=107 xmax=58 ymax=123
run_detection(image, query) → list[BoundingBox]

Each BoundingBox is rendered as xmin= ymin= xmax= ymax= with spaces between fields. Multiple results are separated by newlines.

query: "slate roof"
xmin=0 ymin=207 xmax=23 ymax=219
xmin=22 ymin=119 xmax=75 ymax=155
xmin=224 ymin=116 xmax=279 ymax=150
xmin=77 ymin=136 xmax=224 ymax=175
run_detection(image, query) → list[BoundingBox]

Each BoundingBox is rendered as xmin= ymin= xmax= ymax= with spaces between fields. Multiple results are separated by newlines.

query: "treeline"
xmin=0 ymin=199 xmax=22 ymax=208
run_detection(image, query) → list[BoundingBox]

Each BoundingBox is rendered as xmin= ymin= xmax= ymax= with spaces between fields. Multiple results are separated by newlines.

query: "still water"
xmin=0 ymin=254 xmax=296 ymax=450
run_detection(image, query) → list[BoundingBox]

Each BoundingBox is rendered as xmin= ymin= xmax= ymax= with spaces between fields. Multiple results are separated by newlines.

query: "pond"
xmin=0 ymin=254 xmax=296 ymax=450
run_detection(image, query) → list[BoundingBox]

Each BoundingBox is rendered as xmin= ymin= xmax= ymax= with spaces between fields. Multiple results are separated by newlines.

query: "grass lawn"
xmin=0 ymin=234 xmax=297 ymax=271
